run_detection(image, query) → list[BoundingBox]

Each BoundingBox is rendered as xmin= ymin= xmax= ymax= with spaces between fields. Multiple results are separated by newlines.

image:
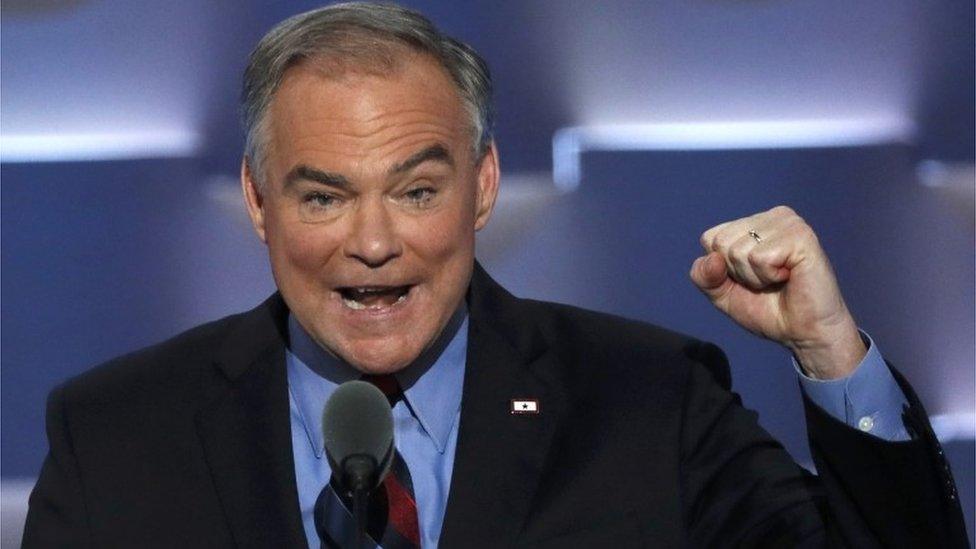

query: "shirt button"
xmin=858 ymin=416 xmax=875 ymax=432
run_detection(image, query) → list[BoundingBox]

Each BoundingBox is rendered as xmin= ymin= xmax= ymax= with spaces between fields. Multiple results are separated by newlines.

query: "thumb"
xmin=690 ymin=252 xmax=732 ymax=300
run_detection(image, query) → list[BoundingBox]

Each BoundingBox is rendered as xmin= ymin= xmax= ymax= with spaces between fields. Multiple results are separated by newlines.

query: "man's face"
xmin=242 ymin=53 xmax=499 ymax=373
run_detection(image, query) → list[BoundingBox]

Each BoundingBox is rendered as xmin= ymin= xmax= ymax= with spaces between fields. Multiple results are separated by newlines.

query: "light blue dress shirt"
xmin=288 ymin=308 xmax=908 ymax=547
xmin=286 ymin=308 xmax=467 ymax=549
xmin=796 ymin=332 xmax=910 ymax=441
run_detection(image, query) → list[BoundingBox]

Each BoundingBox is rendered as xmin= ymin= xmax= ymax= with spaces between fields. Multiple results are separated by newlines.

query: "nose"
xmin=343 ymin=196 xmax=402 ymax=268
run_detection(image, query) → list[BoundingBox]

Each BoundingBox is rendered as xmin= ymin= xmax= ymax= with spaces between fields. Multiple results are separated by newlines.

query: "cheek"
xmin=282 ymin=234 xmax=330 ymax=274
xmin=266 ymin=211 xmax=340 ymax=276
xmin=410 ymin=206 xmax=476 ymax=263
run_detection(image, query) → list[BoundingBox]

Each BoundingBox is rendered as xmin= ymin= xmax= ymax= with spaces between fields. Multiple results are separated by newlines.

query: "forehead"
xmin=265 ymin=53 xmax=471 ymax=173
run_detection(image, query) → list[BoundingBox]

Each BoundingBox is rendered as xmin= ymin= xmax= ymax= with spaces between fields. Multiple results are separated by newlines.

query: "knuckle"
xmin=804 ymin=227 xmax=821 ymax=247
xmin=709 ymin=234 xmax=725 ymax=251
xmin=746 ymin=247 xmax=764 ymax=266
xmin=702 ymin=222 xmax=730 ymax=249
xmin=727 ymin=250 xmax=744 ymax=268
xmin=699 ymin=231 xmax=711 ymax=249
xmin=790 ymin=218 xmax=816 ymax=241
xmin=713 ymin=233 xmax=730 ymax=251
xmin=771 ymin=204 xmax=796 ymax=218
xmin=730 ymin=242 xmax=751 ymax=266
xmin=715 ymin=228 xmax=742 ymax=250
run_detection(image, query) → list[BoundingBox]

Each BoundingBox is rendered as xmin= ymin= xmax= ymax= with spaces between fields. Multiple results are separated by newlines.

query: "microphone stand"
xmin=344 ymin=455 xmax=376 ymax=548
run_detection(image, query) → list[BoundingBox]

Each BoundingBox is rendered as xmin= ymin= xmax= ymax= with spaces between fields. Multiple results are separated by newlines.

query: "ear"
xmin=473 ymin=141 xmax=500 ymax=231
xmin=241 ymin=157 xmax=268 ymax=243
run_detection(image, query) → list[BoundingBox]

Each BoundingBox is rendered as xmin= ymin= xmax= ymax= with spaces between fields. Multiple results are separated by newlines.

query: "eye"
xmin=404 ymin=187 xmax=436 ymax=205
xmin=303 ymin=191 xmax=338 ymax=209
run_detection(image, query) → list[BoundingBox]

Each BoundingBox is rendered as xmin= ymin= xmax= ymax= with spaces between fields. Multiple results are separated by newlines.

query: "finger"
xmin=747 ymin=238 xmax=792 ymax=284
xmin=766 ymin=204 xmax=798 ymax=221
xmin=724 ymin=233 xmax=767 ymax=289
xmin=727 ymin=206 xmax=795 ymax=246
xmin=703 ymin=205 xmax=795 ymax=250
xmin=699 ymin=221 xmax=732 ymax=253
xmin=690 ymin=252 xmax=733 ymax=300
xmin=700 ymin=207 xmax=803 ymax=287
xmin=748 ymin=213 xmax=819 ymax=274
xmin=706 ymin=212 xmax=762 ymax=255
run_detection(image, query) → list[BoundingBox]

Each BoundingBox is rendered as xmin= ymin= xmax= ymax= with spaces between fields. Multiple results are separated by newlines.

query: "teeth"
xmin=340 ymin=287 xmax=409 ymax=310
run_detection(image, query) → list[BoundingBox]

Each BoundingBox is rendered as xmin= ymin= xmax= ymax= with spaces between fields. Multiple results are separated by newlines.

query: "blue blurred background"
xmin=2 ymin=0 xmax=973 ymax=545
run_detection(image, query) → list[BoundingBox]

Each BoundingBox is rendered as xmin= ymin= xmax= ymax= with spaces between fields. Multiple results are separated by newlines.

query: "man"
xmin=24 ymin=2 xmax=966 ymax=547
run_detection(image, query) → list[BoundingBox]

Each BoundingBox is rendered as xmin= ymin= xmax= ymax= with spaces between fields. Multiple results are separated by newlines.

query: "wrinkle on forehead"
xmin=274 ymin=52 xmax=464 ymax=120
xmin=266 ymin=55 xmax=472 ymax=182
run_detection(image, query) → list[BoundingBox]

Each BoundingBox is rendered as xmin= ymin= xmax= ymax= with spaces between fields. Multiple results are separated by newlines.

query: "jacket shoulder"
xmin=57 ymin=308 xmax=251 ymax=406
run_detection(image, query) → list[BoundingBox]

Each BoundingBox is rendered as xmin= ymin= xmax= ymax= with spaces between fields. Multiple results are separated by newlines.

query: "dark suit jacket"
xmin=24 ymin=264 xmax=967 ymax=547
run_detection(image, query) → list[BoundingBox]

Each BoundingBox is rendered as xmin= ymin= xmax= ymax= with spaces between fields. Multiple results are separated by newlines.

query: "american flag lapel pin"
xmin=511 ymin=398 xmax=541 ymax=415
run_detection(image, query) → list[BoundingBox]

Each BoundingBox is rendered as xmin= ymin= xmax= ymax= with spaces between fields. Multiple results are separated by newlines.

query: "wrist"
xmin=790 ymin=318 xmax=866 ymax=380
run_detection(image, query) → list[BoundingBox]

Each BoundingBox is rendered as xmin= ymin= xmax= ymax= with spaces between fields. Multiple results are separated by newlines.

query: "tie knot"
xmin=360 ymin=374 xmax=402 ymax=406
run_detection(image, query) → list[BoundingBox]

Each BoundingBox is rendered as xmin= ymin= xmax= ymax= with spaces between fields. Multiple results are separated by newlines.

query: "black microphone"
xmin=322 ymin=380 xmax=395 ymax=546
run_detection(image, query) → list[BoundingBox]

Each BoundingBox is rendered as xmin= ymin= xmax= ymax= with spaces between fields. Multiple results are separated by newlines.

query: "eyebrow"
xmin=283 ymin=165 xmax=352 ymax=190
xmin=389 ymin=144 xmax=454 ymax=175
xmin=282 ymin=144 xmax=454 ymax=190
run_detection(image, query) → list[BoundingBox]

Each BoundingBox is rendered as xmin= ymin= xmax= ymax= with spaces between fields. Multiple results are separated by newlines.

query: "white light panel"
xmin=0 ymin=131 xmax=202 ymax=163
xmin=552 ymin=118 xmax=914 ymax=191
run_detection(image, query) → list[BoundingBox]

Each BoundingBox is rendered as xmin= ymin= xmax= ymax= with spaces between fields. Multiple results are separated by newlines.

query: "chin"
xmin=351 ymin=362 xmax=408 ymax=376
xmin=342 ymin=343 xmax=417 ymax=375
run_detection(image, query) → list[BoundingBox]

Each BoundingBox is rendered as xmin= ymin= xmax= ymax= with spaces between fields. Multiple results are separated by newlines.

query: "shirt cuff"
xmin=795 ymin=332 xmax=910 ymax=441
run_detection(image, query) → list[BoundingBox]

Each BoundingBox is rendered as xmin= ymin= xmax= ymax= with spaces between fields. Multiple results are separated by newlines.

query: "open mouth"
xmin=337 ymin=285 xmax=412 ymax=311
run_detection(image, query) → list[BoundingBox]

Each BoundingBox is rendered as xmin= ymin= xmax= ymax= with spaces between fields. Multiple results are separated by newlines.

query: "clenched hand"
xmin=690 ymin=206 xmax=866 ymax=380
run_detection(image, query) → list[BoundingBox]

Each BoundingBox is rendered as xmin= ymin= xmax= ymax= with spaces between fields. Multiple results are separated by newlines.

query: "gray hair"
xmin=241 ymin=2 xmax=494 ymax=186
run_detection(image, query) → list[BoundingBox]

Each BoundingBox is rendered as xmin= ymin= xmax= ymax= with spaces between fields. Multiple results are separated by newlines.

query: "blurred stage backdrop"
xmin=2 ymin=0 xmax=973 ymax=545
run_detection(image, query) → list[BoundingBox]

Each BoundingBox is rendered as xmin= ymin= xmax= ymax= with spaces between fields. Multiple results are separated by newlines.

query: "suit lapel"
xmin=191 ymin=269 xmax=567 ymax=546
xmin=439 ymin=265 xmax=569 ymax=546
xmin=195 ymin=295 xmax=308 ymax=548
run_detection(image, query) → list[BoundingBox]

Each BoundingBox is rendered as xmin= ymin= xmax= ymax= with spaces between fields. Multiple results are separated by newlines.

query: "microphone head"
xmin=322 ymin=380 xmax=395 ymax=493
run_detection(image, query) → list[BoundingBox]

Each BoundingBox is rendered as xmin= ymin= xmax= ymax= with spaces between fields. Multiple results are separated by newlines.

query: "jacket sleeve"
xmin=679 ymin=342 xmax=968 ymax=548
xmin=22 ymin=385 xmax=92 ymax=548
xmin=803 ymin=363 xmax=968 ymax=547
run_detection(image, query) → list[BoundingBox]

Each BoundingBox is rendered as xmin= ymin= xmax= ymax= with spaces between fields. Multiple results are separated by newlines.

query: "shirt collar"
xmin=286 ymin=304 xmax=468 ymax=458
